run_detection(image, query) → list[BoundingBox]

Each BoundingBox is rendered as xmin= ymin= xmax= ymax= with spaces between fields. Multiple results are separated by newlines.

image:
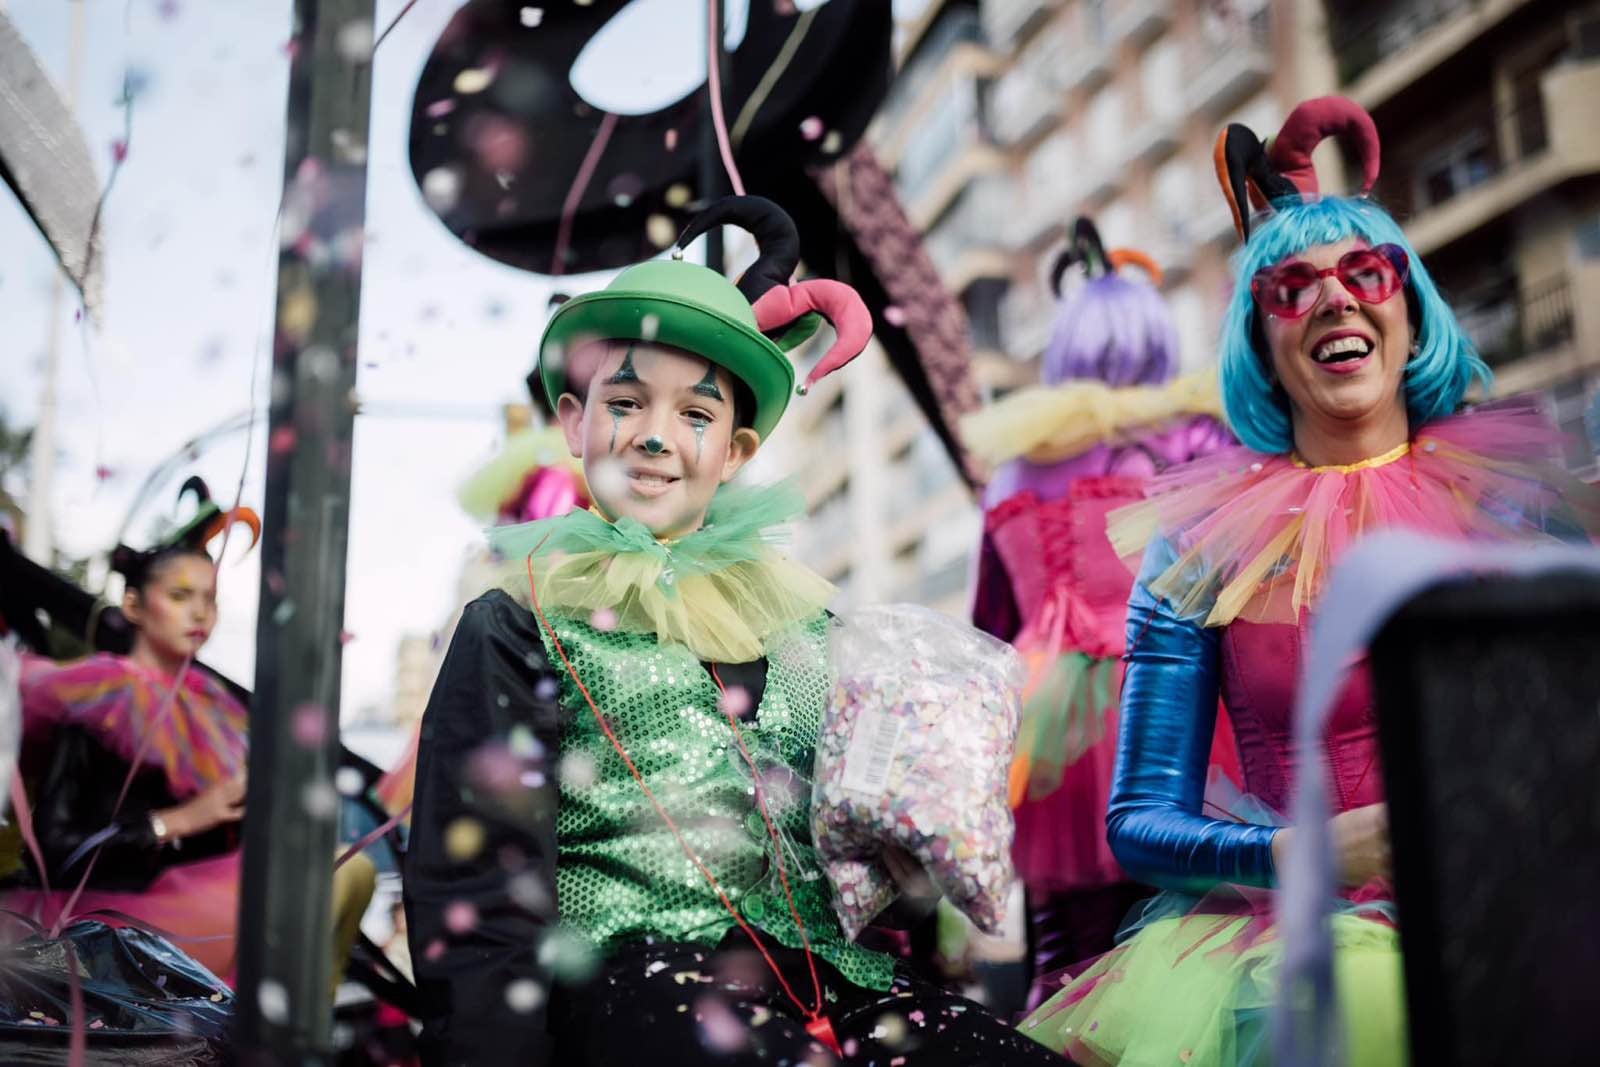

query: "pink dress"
xmin=9 ymin=654 xmax=246 ymax=979
xmin=987 ymin=477 xmax=1242 ymax=892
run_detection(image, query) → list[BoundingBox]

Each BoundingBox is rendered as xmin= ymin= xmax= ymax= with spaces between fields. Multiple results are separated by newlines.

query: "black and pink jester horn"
xmin=675 ymin=194 xmax=874 ymax=395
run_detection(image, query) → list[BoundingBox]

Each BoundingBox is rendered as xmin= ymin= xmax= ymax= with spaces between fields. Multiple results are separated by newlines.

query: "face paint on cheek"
xmin=693 ymin=423 xmax=706 ymax=464
xmin=608 ymin=408 xmax=624 ymax=453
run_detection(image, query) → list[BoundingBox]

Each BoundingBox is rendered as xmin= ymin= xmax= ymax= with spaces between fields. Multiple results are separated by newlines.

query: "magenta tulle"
xmin=19 ymin=653 xmax=248 ymax=800
xmin=1114 ymin=397 xmax=1600 ymax=627
xmin=7 ymin=853 xmax=242 ymax=981
xmin=1010 ymin=684 xmax=1124 ymax=891
xmin=13 ymin=654 xmax=248 ymax=982
xmin=986 ymin=476 xmax=1244 ymax=892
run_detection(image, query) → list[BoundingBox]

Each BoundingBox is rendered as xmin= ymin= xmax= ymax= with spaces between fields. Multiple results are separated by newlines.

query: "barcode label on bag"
xmin=841 ymin=707 xmax=903 ymax=794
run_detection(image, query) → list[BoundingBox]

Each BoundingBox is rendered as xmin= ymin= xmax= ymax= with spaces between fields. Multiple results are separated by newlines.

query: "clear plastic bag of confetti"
xmin=811 ymin=604 xmax=1024 ymax=939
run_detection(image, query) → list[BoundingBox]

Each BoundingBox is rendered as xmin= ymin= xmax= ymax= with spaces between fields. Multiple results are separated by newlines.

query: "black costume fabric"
xmin=404 ymin=591 xmax=1060 ymax=1066
xmin=14 ymin=726 xmax=235 ymax=893
xmin=550 ymin=928 xmax=1063 ymax=1067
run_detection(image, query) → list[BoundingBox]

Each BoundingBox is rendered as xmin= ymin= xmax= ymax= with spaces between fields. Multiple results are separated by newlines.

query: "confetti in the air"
xmin=445 ymin=817 xmax=487 ymax=861
xmin=335 ymin=18 xmax=374 ymax=62
xmin=292 ymin=703 xmax=329 ymax=747
xmin=506 ymin=979 xmax=546 ymax=1013
xmin=444 ymin=900 xmax=479 ymax=934
xmin=695 ymin=995 xmax=748 ymax=1053
xmin=646 ymin=214 xmax=677 ymax=248
xmin=453 ymin=65 xmax=497 ymax=95
xmin=718 ymin=685 xmax=752 ymax=717
xmin=302 ymin=782 xmax=338 ymax=819
xmin=257 ymin=980 xmax=289 ymax=1024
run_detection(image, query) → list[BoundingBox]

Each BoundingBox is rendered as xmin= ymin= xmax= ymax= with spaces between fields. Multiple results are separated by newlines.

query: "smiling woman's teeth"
xmin=1313 ymin=336 xmax=1372 ymax=363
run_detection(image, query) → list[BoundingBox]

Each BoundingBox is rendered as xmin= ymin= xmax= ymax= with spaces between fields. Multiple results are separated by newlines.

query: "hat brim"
xmin=539 ymin=290 xmax=795 ymax=440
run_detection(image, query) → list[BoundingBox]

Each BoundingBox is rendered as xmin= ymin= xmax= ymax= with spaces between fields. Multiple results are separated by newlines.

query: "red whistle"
xmin=805 ymin=1013 xmax=843 ymax=1056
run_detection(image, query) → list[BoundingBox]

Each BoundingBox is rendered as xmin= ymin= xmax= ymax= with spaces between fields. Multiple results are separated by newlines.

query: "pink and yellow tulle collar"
xmin=1109 ymin=399 xmax=1600 ymax=627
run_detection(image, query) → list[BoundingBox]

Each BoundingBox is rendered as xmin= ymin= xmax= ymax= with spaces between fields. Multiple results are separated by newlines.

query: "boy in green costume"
xmin=403 ymin=198 xmax=1057 ymax=1067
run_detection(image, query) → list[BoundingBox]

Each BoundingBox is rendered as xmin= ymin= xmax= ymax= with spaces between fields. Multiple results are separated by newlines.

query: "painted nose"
xmin=643 ymin=436 xmax=665 ymax=455
xmin=1316 ymin=275 xmax=1358 ymax=317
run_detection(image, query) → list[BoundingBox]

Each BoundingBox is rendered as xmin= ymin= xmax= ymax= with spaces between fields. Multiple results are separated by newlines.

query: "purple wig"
xmin=1040 ymin=272 xmax=1180 ymax=389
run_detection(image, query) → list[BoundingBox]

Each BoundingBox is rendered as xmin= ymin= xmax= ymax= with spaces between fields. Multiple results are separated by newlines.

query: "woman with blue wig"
xmin=964 ymin=220 xmax=1235 ymax=1007
xmin=1019 ymin=97 xmax=1600 ymax=1066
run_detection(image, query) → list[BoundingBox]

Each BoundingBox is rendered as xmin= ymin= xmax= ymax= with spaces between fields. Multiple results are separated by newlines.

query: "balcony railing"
xmin=1454 ymin=274 xmax=1575 ymax=367
xmin=922 ymin=175 xmax=1013 ymax=290
xmin=1509 ymin=92 xmax=1550 ymax=160
xmin=1524 ymin=276 xmax=1575 ymax=353
xmin=1105 ymin=0 xmax=1171 ymax=49
xmin=879 ymin=7 xmax=985 ymax=132
xmin=894 ymin=74 xmax=988 ymax=203
xmin=1329 ymin=0 xmax=1473 ymax=86
xmin=1185 ymin=6 xmax=1272 ymax=117
xmin=989 ymin=64 xmax=1060 ymax=147
xmin=1000 ymin=281 xmax=1055 ymax=361
xmin=982 ymin=0 xmax=1060 ymax=51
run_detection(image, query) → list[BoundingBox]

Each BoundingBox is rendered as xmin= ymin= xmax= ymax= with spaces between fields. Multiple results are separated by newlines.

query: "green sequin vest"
xmin=535 ymin=610 xmax=896 ymax=992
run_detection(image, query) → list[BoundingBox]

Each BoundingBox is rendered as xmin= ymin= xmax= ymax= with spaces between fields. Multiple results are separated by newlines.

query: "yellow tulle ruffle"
xmin=505 ymin=549 xmax=834 ymax=664
xmin=961 ymin=371 xmax=1224 ymax=468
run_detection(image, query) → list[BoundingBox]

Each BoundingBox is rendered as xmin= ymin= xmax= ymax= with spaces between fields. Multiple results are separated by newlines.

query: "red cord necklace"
xmin=524 ymin=555 xmax=842 ymax=1054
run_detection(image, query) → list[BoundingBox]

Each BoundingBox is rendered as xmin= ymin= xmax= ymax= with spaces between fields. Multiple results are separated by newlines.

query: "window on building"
xmin=1414 ymin=133 xmax=1494 ymax=210
xmin=1167 ymin=286 xmax=1213 ymax=371
xmin=1225 ymin=92 xmax=1277 ymax=144
xmin=1576 ymin=10 xmax=1600 ymax=58
xmin=1153 ymin=156 xmax=1195 ymax=241
xmin=1575 ymin=215 xmax=1600 ymax=260
xmin=1140 ymin=39 xmax=1184 ymax=121
xmin=1086 ymin=88 xmax=1124 ymax=165
xmin=1099 ymin=199 xmax=1136 ymax=247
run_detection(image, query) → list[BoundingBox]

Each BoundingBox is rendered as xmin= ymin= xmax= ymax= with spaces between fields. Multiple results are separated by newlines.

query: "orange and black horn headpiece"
xmin=1213 ymin=95 xmax=1381 ymax=242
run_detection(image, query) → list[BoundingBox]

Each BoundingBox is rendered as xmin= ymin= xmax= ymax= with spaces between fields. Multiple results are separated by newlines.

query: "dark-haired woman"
xmin=10 ymin=492 xmax=375 ymax=984
xmin=12 ymin=538 xmax=250 ymax=977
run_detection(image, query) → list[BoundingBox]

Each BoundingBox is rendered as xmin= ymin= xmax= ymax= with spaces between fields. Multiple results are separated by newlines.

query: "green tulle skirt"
xmin=1018 ymin=886 xmax=1408 ymax=1067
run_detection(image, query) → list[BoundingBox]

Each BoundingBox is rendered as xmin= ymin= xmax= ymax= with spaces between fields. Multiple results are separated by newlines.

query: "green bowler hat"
xmin=537 ymin=256 xmax=796 ymax=441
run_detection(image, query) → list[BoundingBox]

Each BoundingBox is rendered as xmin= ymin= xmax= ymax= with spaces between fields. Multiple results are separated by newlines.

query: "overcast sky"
xmin=1 ymin=0 xmax=594 ymax=719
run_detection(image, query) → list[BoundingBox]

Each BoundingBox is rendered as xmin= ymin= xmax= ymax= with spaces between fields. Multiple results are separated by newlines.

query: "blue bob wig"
xmin=1219 ymin=196 xmax=1492 ymax=454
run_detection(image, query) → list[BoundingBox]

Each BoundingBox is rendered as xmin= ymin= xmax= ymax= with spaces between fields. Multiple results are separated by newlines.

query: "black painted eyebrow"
xmin=691 ymin=363 xmax=725 ymax=402
xmin=604 ymin=343 xmax=640 ymax=385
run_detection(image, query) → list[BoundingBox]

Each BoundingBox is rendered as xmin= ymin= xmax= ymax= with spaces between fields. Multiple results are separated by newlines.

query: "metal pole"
xmin=700 ymin=0 xmax=726 ymax=273
xmin=235 ymin=0 xmax=373 ymax=1060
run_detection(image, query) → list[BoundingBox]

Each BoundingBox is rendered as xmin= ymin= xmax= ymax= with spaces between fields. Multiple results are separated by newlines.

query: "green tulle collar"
xmin=488 ymin=480 xmax=805 ymax=574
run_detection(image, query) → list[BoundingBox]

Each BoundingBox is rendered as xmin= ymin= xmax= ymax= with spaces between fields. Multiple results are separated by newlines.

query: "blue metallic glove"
xmin=1105 ymin=542 xmax=1280 ymax=893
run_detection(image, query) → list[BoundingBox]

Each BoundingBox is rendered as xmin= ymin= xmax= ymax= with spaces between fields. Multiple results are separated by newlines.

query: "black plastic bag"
xmin=0 ymin=920 xmax=231 ymax=1064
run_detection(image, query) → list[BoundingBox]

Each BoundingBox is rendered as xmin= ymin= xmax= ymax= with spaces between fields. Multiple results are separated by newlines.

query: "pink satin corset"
xmin=988 ymin=476 xmax=1148 ymax=660
xmin=1219 ymin=618 xmax=1387 ymax=818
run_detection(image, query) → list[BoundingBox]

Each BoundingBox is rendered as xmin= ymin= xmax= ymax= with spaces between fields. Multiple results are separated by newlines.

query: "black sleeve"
xmin=404 ymin=590 xmax=564 ymax=1067
xmin=28 ymin=726 xmax=169 ymax=889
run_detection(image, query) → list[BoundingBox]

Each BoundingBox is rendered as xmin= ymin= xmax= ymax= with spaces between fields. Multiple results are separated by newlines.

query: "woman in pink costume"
xmin=9 ymin=480 xmax=256 ymax=978
xmin=1018 ymin=97 xmax=1600 ymax=1066
xmin=965 ymin=219 xmax=1235 ymax=1004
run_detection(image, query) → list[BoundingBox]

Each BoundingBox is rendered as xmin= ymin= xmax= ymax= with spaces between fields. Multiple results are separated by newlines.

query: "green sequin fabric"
xmin=537 ymin=610 xmax=896 ymax=992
